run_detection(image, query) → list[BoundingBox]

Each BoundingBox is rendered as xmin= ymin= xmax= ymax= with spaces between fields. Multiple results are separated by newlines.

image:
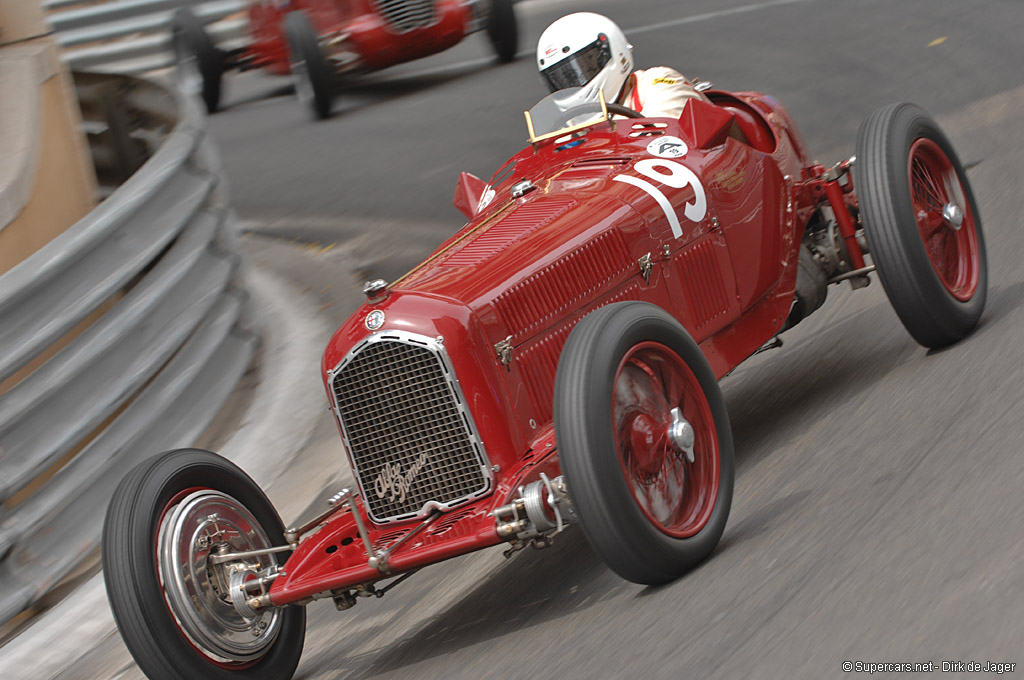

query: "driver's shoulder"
xmin=635 ymin=66 xmax=687 ymax=87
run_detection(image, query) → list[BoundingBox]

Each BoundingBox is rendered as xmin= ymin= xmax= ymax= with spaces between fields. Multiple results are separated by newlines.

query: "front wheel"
xmin=554 ymin=302 xmax=734 ymax=585
xmin=484 ymin=0 xmax=518 ymax=63
xmin=171 ymin=8 xmax=223 ymax=114
xmin=102 ymin=449 xmax=305 ymax=680
xmin=284 ymin=11 xmax=334 ymax=119
xmin=855 ymin=102 xmax=987 ymax=348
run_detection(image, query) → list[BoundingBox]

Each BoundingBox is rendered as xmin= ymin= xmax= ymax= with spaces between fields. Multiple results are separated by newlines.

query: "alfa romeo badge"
xmin=365 ymin=309 xmax=385 ymax=330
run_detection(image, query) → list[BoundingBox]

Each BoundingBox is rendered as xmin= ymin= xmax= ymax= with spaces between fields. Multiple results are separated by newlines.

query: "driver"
xmin=536 ymin=12 xmax=709 ymax=119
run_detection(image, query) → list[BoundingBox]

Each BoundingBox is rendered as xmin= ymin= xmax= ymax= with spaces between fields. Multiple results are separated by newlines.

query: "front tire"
xmin=485 ymin=0 xmax=518 ymax=63
xmin=171 ymin=9 xmax=223 ymax=114
xmin=102 ymin=449 xmax=305 ymax=680
xmin=284 ymin=11 xmax=334 ymax=120
xmin=554 ymin=302 xmax=734 ymax=585
xmin=855 ymin=102 xmax=987 ymax=348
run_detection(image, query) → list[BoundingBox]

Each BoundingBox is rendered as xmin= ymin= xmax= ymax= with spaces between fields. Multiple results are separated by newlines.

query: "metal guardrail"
xmin=0 ymin=71 xmax=258 ymax=625
xmin=46 ymin=0 xmax=248 ymax=74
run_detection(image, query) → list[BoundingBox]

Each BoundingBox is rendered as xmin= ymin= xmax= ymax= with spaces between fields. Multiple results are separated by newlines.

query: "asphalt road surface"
xmin=23 ymin=0 xmax=1024 ymax=677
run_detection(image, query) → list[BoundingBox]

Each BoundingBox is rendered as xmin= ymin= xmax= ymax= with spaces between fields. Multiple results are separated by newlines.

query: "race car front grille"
xmin=372 ymin=0 xmax=437 ymax=33
xmin=330 ymin=333 xmax=490 ymax=523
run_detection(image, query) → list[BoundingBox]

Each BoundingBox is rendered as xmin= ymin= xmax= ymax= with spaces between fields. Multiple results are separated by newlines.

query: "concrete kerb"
xmin=0 ymin=263 xmax=331 ymax=680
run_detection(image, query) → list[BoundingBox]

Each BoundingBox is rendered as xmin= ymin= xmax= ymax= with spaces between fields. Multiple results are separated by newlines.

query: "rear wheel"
xmin=102 ymin=449 xmax=305 ymax=680
xmin=284 ymin=11 xmax=334 ymax=120
xmin=554 ymin=302 xmax=734 ymax=585
xmin=855 ymin=102 xmax=987 ymax=347
xmin=485 ymin=0 xmax=518 ymax=63
xmin=171 ymin=8 xmax=223 ymax=114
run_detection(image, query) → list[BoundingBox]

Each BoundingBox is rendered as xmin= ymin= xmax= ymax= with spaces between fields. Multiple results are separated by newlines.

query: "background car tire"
xmin=171 ymin=8 xmax=223 ymax=114
xmin=485 ymin=0 xmax=518 ymax=63
xmin=854 ymin=102 xmax=987 ymax=347
xmin=554 ymin=302 xmax=734 ymax=585
xmin=102 ymin=449 xmax=305 ymax=680
xmin=284 ymin=11 xmax=334 ymax=120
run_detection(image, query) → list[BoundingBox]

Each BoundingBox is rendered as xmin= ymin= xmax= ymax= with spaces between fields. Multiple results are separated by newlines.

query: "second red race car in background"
xmin=171 ymin=0 xmax=518 ymax=118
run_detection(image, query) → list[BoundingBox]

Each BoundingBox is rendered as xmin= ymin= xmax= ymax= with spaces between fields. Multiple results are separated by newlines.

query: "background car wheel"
xmin=485 ymin=0 xmax=518 ymax=63
xmin=284 ymin=11 xmax=334 ymax=120
xmin=171 ymin=8 xmax=223 ymax=114
xmin=854 ymin=102 xmax=987 ymax=348
xmin=554 ymin=302 xmax=734 ymax=585
xmin=102 ymin=449 xmax=305 ymax=680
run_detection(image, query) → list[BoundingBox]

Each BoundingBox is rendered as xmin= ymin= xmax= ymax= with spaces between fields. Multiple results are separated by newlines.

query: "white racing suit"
xmin=617 ymin=66 xmax=709 ymax=118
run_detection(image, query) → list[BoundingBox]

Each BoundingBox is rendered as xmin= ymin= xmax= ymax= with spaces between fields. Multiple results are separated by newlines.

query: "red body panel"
xmin=242 ymin=0 xmax=471 ymax=74
xmin=271 ymin=91 xmax=823 ymax=604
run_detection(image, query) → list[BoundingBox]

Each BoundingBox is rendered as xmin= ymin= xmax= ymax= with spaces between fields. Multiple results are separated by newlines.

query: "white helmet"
xmin=536 ymin=13 xmax=634 ymax=106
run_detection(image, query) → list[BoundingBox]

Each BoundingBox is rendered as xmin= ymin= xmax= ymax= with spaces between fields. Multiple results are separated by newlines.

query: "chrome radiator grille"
xmin=372 ymin=0 xmax=437 ymax=33
xmin=330 ymin=333 xmax=490 ymax=523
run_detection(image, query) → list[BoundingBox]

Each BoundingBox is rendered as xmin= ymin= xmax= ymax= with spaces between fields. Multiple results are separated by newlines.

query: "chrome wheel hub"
xmin=942 ymin=202 xmax=964 ymax=230
xmin=667 ymin=406 xmax=695 ymax=463
xmin=158 ymin=490 xmax=282 ymax=663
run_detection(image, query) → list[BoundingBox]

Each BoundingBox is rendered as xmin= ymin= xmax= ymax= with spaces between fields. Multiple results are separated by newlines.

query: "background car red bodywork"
xmin=242 ymin=0 xmax=471 ymax=76
xmin=270 ymin=90 xmax=820 ymax=605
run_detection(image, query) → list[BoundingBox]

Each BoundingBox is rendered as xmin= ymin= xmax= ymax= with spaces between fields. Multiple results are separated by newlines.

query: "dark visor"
xmin=539 ymin=35 xmax=612 ymax=93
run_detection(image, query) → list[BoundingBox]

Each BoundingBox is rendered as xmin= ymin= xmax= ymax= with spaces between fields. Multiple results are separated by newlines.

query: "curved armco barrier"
xmin=47 ymin=0 xmax=247 ymax=74
xmin=0 ymin=72 xmax=257 ymax=625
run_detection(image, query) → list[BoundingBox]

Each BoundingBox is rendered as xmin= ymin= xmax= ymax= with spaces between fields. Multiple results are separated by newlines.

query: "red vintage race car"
xmin=171 ymin=0 xmax=518 ymax=118
xmin=102 ymin=85 xmax=987 ymax=679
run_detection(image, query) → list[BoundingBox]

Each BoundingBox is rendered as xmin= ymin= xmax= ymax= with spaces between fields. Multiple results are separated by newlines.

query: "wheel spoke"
xmin=906 ymin=137 xmax=981 ymax=303
xmin=917 ymin=210 xmax=947 ymax=240
xmin=912 ymin=158 xmax=946 ymax=209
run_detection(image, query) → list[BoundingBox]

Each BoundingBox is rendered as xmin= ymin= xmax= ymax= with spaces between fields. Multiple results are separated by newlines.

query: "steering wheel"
xmin=560 ymin=101 xmax=645 ymax=122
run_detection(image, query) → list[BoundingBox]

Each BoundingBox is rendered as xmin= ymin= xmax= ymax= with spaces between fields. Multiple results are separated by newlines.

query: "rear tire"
xmin=485 ymin=0 xmax=518 ymax=63
xmin=102 ymin=449 xmax=305 ymax=680
xmin=171 ymin=8 xmax=223 ymax=114
xmin=554 ymin=302 xmax=734 ymax=585
xmin=854 ymin=102 xmax=987 ymax=347
xmin=284 ymin=11 xmax=334 ymax=120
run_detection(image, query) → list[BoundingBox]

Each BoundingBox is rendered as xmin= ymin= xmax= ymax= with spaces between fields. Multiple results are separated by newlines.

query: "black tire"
xmin=854 ymin=102 xmax=987 ymax=348
xmin=554 ymin=302 xmax=734 ymax=585
xmin=171 ymin=9 xmax=223 ymax=114
xmin=485 ymin=0 xmax=518 ymax=63
xmin=283 ymin=11 xmax=334 ymax=120
xmin=102 ymin=449 xmax=305 ymax=680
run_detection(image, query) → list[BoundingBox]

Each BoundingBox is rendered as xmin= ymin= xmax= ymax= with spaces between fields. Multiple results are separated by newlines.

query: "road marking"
xmin=626 ymin=0 xmax=818 ymax=36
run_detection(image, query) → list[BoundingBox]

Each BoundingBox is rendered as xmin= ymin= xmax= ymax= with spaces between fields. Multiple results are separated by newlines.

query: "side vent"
xmin=516 ymin=281 xmax=643 ymax=422
xmin=441 ymin=198 xmax=576 ymax=267
xmin=572 ymin=156 xmax=632 ymax=166
xmin=676 ymin=238 xmax=730 ymax=329
xmin=428 ymin=507 xmax=476 ymax=536
xmin=372 ymin=529 xmax=407 ymax=552
xmin=630 ymin=122 xmax=668 ymax=137
xmin=493 ymin=229 xmax=632 ymax=339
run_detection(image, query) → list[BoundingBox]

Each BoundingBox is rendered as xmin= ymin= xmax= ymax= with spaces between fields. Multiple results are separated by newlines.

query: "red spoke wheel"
xmin=908 ymin=138 xmax=981 ymax=301
xmin=855 ymin=103 xmax=987 ymax=348
xmin=555 ymin=302 xmax=734 ymax=585
xmin=614 ymin=343 xmax=719 ymax=537
xmin=102 ymin=449 xmax=305 ymax=680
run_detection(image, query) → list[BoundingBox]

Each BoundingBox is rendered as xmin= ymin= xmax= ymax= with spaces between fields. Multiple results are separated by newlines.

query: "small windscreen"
xmin=525 ymin=87 xmax=608 ymax=142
